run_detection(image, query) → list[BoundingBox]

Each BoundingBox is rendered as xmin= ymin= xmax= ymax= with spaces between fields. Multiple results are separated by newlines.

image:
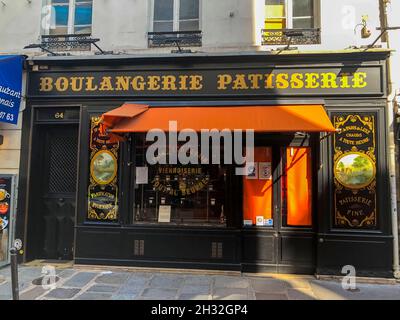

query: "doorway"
xmin=27 ymin=124 xmax=79 ymax=261
xmin=242 ymin=135 xmax=317 ymax=274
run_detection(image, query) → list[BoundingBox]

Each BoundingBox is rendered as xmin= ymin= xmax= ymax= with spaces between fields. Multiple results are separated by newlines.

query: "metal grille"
xmin=261 ymin=28 xmax=321 ymax=45
xmin=41 ymin=34 xmax=92 ymax=52
xmin=47 ymin=136 xmax=78 ymax=193
xmin=211 ymin=242 xmax=223 ymax=259
xmin=134 ymin=240 xmax=145 ymax=256
xmin=148 ymin=31 xmax=202 ymax=48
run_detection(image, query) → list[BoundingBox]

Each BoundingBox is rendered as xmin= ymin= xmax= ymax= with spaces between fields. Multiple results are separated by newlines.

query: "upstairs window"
xmin=49 ymin=0 xmax=93 ymax=35
xmin=153 ymin=0 xmax=200 ymax=32
xmin=265 ymin=0 xmax=316 ymax=30
xmin=263 ymin=0 xmax=320 ymax=45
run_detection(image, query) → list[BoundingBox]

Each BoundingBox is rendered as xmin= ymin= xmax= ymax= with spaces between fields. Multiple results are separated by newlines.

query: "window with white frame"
xmin=265 ymin=0 xmax=317 ymax=30
xmin=153 ymin=0 xmax=200 ymax=32
xmin=48 ymin=0 xmax=93 ymax=35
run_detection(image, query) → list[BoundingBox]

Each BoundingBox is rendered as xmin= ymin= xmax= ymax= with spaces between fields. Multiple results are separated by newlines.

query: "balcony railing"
xmin=40 ymin=34 xmax=95 ymax=51
xmin=148 ymin=30 xmax=202 ymax=48
xmin=261 ymin=28 xmax=321 ymax=46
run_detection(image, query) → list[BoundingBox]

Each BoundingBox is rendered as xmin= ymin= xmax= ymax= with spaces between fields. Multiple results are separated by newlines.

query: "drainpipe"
xmin=380 ymin=0 xmax=400 ymax=279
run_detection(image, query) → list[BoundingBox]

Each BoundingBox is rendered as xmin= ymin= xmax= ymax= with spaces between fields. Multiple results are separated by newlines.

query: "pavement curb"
xmin=315 ymin=274 xmax=398 ymax=285
xmin=73 ymin=264 xmax=242 ymax=276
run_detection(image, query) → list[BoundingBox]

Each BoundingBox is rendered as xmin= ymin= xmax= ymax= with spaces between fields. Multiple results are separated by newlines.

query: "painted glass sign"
xmin=88 ymin=117 xmax=119 ymax=221
xmin=333 ymin=114 xmax=377 ymax=229
xmin=0 ymin=56 xmax=24 ymax=124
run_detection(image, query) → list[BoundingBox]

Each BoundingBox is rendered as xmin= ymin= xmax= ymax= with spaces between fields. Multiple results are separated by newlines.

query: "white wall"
xmin=0 ymin=0 xmax=42 ymax=54
xmin=0 ymin=0 xmax=387 ymax=55
xmin=320 ymin=0 xmax=382 ymax=50
xmin=386 ymin=0 xmax=400 ymax=98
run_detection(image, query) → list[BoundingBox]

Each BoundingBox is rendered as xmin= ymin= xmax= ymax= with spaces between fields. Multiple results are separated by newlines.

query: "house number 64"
xmin=55 ymin=112 xmax=64 ymax=119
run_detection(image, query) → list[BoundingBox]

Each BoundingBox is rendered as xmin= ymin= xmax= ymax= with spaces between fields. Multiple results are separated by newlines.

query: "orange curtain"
xmin=243 ymin=147 xmax=273 ymax=224
xmin=286 ymin=148 xmax=312 ymax=226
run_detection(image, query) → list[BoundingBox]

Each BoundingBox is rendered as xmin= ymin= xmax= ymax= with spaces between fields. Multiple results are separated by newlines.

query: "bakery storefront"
xmin=17 ymin=50 xmax=394 ymax=277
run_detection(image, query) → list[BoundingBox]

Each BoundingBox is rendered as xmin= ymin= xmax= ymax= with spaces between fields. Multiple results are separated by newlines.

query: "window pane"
xmin=179 ymin=20 xmax=199 ymax=31
xmin=243 ymin=147 xmax=273 ymax=226
xmin=153 ymin=21 xmax=174 ymax=32
xmin=293 ymin=0 xmax=313 ymax=17
xmin=265 ymin=0 xmax=286 ymax=29
xmin=49 ymin=26 xmax=69 ymax=35
xmin=74 ymin=25 xmax=92 ymax=34
xmin=293 ymin=17 xmax=313 ymax=28
xmin=284 ymin=147 xmax=312 ymax=227
xmin=180 ymin=0 xmax=199 ymax=20
xmin=52 ymin=0 xmax=69 ymax=4
xmin=154 ymin=0 xmax=174 ymax=21
xmin=265 ymin=0 xmax=285 ymax=18
xmin=75 ymin=3 xmax=93 ymax=26
xmin=265 ymin=0 xmax=284 ymax=6
xmin=54 ymin=5 xmax=69 ymax=26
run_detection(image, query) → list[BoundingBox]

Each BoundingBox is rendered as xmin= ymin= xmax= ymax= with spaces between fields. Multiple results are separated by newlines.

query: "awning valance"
xmin=101 ymin=103 xmax=336 ymax=133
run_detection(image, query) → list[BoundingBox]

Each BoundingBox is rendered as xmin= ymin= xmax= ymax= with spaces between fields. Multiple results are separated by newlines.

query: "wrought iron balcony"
xmin=148 ymin=30 xmax=202 ymax=48
xmin=24 ymin=34 xmax=112 ymax=56
xmin=40 ymin=34 xmax=94 ymax=52
xmin=261 ymin=28 xmax=321 ymax=46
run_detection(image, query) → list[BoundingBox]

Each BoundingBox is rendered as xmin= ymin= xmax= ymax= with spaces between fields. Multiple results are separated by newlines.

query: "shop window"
xmin=132 ymin=134 xmax=227 ymax=226
xmin=243 ymin=147 xmax=273 ymax=227
xmin=152 ymin=0 xmax=200 ymax=32
xmin=47 ymin=0 xmax=93 ymax=35
xmin=282 ymin=147 xmax=312 ymax=227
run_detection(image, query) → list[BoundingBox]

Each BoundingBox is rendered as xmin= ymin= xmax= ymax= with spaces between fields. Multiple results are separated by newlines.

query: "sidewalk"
xmin=0 ymin=264 xmax=400 ymax=300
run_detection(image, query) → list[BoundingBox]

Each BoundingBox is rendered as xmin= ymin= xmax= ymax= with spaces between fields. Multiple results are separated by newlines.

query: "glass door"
xmin=241 ymin=139 xmax=316 ymax=274
xmin=280 ymin=147 xmax=313 ymax=228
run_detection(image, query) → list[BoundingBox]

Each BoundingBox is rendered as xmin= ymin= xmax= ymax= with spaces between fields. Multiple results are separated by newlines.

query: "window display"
xmin=133 ymin=134 xmax=227 ymax=226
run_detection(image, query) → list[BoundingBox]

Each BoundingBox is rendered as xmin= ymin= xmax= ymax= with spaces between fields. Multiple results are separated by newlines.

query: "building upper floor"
xmin=0 ymin=0 xmax=396 ymax=56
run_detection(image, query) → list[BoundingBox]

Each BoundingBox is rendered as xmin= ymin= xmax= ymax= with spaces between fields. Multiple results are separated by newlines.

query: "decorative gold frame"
xmin=334 ymin=151 xmax=376 ymax=190
xmin=90 ymin=149 xmax=118 ymax=186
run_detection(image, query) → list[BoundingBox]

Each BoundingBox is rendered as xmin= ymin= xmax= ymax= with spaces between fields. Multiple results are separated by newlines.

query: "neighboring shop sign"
xmin=88 ymin=117 xmax=119 ymax=221
xmin=0 ymin=56 xmax=24 ymax=125
xmin=0 ymin=177 xmax=11 ymax=230
xmin=333 ymin=113 xmax=377 ymax=229
xmin=28 ymin=66 xmax=383 ymax=98
xmin=0 ymin=175 xmax=16 ymax=264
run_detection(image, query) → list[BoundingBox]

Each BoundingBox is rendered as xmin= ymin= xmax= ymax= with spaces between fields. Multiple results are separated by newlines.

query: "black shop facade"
xmin=16 ymin=51 xmax=394 ymax=277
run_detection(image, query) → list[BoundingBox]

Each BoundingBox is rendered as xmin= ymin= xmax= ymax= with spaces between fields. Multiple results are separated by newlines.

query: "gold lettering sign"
xmin=152 ymin=166 xmax=209 ymax=197
xmin=38 ymin=71 xmax=369 ymax=94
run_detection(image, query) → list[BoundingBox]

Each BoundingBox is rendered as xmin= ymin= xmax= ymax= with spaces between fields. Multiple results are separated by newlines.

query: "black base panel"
xmin=316 ymin=233 xmax=394 ymax=278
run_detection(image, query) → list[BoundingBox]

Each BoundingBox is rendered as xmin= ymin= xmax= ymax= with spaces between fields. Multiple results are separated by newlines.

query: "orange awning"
xmin=102 ymin=103 xmax=335 ymax=133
